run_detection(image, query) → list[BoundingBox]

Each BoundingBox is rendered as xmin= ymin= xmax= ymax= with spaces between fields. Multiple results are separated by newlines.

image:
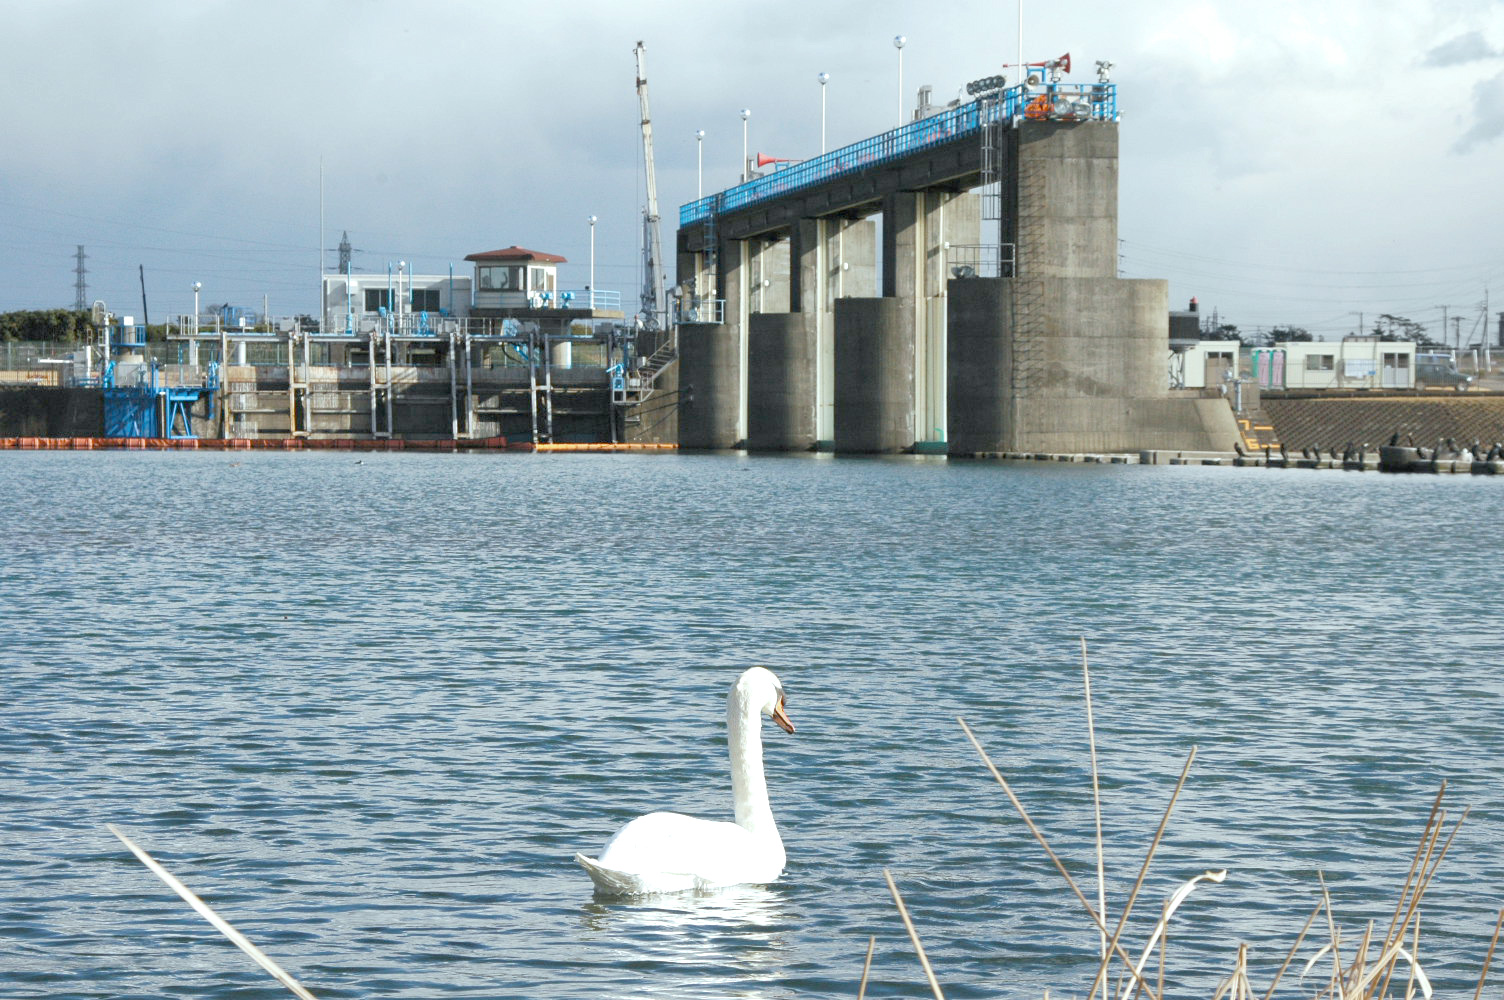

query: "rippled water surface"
xmin=3 ymin=451 xmax=1503 ymax=999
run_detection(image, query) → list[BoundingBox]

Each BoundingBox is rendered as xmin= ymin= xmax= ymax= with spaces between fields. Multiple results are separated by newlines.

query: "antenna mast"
xmin=73 ymin=246 xmax=88 ymax=310
xmin=634 ymin=40 xmax=664 ymax=332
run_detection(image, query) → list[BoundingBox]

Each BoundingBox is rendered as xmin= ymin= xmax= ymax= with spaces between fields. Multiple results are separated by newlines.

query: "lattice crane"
xmin=634 ymin=41 xmax=665 ymax=332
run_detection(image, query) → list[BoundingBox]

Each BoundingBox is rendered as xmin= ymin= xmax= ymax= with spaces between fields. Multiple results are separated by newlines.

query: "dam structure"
xmin=674 ymin=67 xmax=1239 ymax=455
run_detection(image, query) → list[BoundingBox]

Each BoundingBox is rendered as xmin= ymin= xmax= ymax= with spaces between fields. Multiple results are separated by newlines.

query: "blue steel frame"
xmin=680 ymin=82 xmax=1117 ymax=227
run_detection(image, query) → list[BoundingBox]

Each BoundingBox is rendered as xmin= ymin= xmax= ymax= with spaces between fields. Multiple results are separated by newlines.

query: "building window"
xmin=529 ymin=266 xmax=555 ymax=293
xmin=1305 ymin=354 xmax=1335 ymax=372
xmin=411 ymin=288 xmax=440 ymax=312
xmin=364 ymin=288 xmax=391 ymax=313
xmin=479 ymin=265 xmax=523 ymax=291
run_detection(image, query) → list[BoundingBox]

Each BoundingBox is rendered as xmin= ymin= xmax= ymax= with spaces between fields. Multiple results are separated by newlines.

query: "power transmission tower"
xmin=73 ymin=246 xmax=88 ymax=310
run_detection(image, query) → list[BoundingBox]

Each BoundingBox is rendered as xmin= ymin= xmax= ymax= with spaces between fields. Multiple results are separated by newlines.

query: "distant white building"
xmin=320 ymin=272 xmax=472 ymax=335
xmin=1255 ymin=338 xmax=1415 ymax=390
xmin=1169 ymin=340 xmax=1240 ymax=389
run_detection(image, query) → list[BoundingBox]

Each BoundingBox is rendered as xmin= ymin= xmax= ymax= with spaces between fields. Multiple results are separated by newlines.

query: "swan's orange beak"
xmin=772 ymin=698 xmax=795 ymax=734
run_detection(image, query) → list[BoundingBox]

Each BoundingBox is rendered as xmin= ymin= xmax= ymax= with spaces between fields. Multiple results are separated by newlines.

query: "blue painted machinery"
xmin=99 ymin=320 xmax=219 ymax=438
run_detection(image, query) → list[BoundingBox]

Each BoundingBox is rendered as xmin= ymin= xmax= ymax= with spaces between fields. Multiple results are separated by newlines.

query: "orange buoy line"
xmin=0 ymin=436 xmax=674 ymax=453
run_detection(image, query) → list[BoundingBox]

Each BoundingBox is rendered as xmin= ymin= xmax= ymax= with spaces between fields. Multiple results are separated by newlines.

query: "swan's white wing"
xmin=574 ymin=853 xmax=696 ymax=896
xmin=587 ymin=812 xmax=782 ymax=893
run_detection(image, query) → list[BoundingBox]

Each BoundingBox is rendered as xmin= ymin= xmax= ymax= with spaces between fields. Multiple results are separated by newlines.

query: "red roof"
xmin=464 ymin=245 xmax=567 ymax=263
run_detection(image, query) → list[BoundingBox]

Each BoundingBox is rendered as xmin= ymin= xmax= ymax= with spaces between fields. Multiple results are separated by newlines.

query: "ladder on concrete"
xmin=287 ymin=331 xmax=310 ymax=438
xmin=526 ymin=329 xmax=555 ymax=444
xmin=367 ymin=329 xmax=393 ymax=438
xmin=980 ymin=94 xmax=1003 ymax=241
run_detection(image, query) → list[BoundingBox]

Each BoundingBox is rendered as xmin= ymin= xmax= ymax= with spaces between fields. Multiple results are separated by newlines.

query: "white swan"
xmin=574 ymin=666 xmax=795 ymax=896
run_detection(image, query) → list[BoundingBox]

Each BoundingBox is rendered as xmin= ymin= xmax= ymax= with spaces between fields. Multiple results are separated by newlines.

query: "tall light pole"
xmin=740 ymin=108 xmax=751 ymax=182
xmin=192 ymin=282 xmax=201 ymax=325
xmin=894 ymin=35 xmax=906 ymax=126
xmin=588 ymin=215 xmax=597 ymax=309
xmin=818 ymin=72 xmax=830 ymax=152
xmin=696 ymin=129 xmax=705 ymax=198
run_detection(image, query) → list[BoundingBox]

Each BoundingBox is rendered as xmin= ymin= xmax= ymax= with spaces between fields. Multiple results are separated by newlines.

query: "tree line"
xmin=0 ymin=310 xmax=177 ymax=342
xmin=1201 ymin=314 xmax=1443 ymax=347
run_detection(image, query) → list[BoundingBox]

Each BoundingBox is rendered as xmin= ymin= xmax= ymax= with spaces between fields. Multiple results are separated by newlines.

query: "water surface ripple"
xmin=2 ymin=452 xmax=1501 ymax=998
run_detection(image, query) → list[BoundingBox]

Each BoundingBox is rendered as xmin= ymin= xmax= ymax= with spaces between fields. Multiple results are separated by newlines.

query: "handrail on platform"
xmin=679 ymin=81 xmax=1117 ymax=227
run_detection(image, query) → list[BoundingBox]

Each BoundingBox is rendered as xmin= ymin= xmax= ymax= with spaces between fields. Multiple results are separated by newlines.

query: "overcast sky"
xmin=3 ymin=0 xmax=1502 ymax=343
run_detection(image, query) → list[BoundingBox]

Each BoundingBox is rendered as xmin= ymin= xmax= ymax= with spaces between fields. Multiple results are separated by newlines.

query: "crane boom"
xmin=634 ymin=40 xmax=664 ymax=332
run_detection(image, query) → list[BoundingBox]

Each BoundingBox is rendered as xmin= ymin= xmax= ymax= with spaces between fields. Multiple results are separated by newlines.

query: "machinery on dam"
xmin=673 ymin=57 xmax=1240 ymax=456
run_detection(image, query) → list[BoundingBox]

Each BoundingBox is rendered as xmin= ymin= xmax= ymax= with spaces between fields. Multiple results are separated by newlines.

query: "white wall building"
xmin=1256 ymin=338 xmax=1415 ymax=390
xmin=321 ymin=272 xmax=472 ymax=335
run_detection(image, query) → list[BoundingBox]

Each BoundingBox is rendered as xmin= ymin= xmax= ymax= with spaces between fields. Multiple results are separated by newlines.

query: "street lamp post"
xmin=192 ymin=282 xmax=201 ymax=331
xmin=696 ymin=130 xmax=705 ymax=199
xmin=818 ymin=72 xmax=830 ymax=152
xmin=740 ymin=108 xmax=751 ymax=183
xmin=894 ymin=35 xmax=906 ymax=126
xmin=588 ymin=216 xmax=597 ymax=310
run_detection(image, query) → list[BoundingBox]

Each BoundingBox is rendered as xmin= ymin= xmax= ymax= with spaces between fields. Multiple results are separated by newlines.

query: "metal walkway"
xmin=679 ymin=80 xmax=1117 ymax=228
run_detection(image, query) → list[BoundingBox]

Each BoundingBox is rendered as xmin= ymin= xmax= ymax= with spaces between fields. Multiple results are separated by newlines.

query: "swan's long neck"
xmin=728 ymin=691 xmax=777 ymax=837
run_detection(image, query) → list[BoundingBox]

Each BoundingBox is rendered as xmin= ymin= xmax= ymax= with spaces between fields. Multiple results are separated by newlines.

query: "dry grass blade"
xmin=1127 ymin=869 xmax=1228 ymax=986
xmin=107 ymin=824 xmax=319 ymax=1000
xmin=1349 ymin=939 xmax=1432 ymax=999
xmin=883 ymin=869 xmax=947 ymax=1000
xmin=958 ymin=717 xmax=1164 ymax=1000
xmin=1088 ymin=748 xmax=1199 ymax=1000
xmin=857 ymin=934 xmax=876 ymax=1000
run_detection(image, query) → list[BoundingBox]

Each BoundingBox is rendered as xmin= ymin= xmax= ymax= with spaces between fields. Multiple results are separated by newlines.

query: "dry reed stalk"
xmin=1380 ymin=785 xmax=1447 ymax=953
xmin=1371 ymin=795 xmax=1448 ymax=1000
xmin=1211 ymin=942 xmax=1256 ymax=1000
xmin=1086 ymin=749 xmax=1200 ymax=1000
xmin=1376 ymin=804 xmax=1469 ymax=998
xmin=857 ymin=934 xmax=876 ymax=1000
xmin=1472 ymin=907 xmax=1504 ymax=1000
xmin=1082 ymin=638 xmax=1109 ymax=1000
xmin=1158 ymin=899 xmax=1166 ymax=1000
xmin=1261 ymin=899 xmax=1325 ymax=1000
xmin=958 ymin=717 xmax=1165 ymax=1000
xmin=1320 ymin=872 xmax=1346 ymax=995
xmin=107 ymin=825 xmax=319 ymax=1000
xmin=1345 ymin=920 xmax=1375 ymax=998
xmin=1404 ymin=914 xmax=1421 ymax=1000
xmin=883 ymin=869 xmax=947 ymax=1000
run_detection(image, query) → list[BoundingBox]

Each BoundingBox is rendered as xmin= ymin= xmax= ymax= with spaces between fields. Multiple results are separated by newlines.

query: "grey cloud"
xmin=1455 ymin=70 xmax=1504 ymax=151
xmin=1424 ymin=31 xmax=1499 ymax=67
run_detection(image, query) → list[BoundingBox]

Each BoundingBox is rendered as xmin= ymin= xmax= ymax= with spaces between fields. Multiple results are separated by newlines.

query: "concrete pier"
xmin=677 ymin=322 xmax=742 ymax=449
xmin=747 ymin=313 xmax=815 ymax=451
xmin=833 ymin=297 xmax=915 ymax=453
xmin=675 ymin=85 xmax=1239 ymax=457
xmin=947 ymin=121 xmax=1237 ymax=455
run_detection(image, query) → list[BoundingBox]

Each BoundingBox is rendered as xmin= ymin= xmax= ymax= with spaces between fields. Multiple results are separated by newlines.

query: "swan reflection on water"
xmin=579 ymin=884 xmax=792 ymax=989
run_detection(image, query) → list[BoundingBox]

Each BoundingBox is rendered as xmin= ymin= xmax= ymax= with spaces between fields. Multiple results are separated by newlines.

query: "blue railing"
xmin=680 ymin=82 xmax=1117 ymax=227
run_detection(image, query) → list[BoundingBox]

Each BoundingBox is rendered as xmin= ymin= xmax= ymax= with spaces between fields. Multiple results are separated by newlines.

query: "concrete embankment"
xmin=1262 ymin=394 xmax=1504 ymax=452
